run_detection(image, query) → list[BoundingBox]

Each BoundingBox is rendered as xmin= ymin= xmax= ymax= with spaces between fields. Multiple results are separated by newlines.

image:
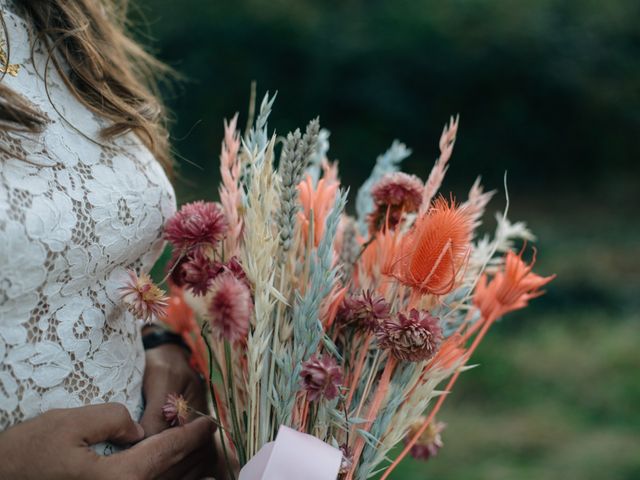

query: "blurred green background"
xmin=135 ymin=0 xmax=639 ymax=478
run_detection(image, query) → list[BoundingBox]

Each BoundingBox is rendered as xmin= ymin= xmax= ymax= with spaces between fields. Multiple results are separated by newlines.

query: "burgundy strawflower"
xmin=225 ymin=256 xmax=250 ymax=288
xmin=377 ymin=309 xmax=443 ymax=362
xmin=165 ymin=201 xmax=227 ymax=250
xmin=162 ymin=393 xmax=189 ymax=427
xmin=404 ymin=418 xmax=446 ymax=461
xmin=372 ymin=172 xmax=424 ymax=209
xmin=337 ymin=290 xmax=391 ymax=331
xmin=119 ymin=270 xmax=168 ymax=324
xmin=208 ymin=273 xmax=252 ymax=343
xmin=168 ymin=253 xmax=190 ymax=287
xmin=300 ymin=354 xmax=343 ymax=402
xmin=170 ymin=250 xmax=223 ymax=296
xmin=368 ymin=172 xmax=424 ymax=232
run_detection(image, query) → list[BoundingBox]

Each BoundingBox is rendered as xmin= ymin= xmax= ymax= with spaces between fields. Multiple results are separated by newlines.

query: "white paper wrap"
xmin=239 ymin=425 xmax=342 ymax=480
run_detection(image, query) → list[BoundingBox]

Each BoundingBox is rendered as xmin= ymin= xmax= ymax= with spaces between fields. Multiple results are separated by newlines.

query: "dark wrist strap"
xmin=142 ymin=329 xmax=190 ymax=352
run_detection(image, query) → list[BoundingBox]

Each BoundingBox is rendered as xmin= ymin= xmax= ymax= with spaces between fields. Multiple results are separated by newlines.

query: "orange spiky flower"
xmin=385 ymin=197 xmax=474 ymax=296
xmin=474 ymin=249 xmax=556 ymax=320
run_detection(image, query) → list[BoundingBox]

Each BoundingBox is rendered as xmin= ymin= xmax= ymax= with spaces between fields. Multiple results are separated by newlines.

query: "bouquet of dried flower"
xmin=120 ymin=94 xmax=554 ymax=480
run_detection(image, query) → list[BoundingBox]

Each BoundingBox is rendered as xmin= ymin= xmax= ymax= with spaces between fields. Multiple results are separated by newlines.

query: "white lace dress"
xmin=0 ymin=1 xmax=176 ymax=448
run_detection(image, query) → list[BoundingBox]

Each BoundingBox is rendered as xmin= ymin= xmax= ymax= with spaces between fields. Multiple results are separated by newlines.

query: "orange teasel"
xmin=474 ymin=248 xmax=556 ymax=320
xmin=384 ymin=197 xmax=474 ymax=296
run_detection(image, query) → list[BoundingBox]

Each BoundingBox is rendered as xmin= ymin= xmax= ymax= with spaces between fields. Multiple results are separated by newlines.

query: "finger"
xmin=157 ymin=443 xmax=213 ymax=480
xmin=70 ymin=403 xmax=145 ymax=446
xmin=139 ymin=345 xmax=197 ymax=436
xmin=140 ymin=362 xmax=186 ymax=437
xmin=115 ymin=416 xmax=214 ymax=479
xmin=184 ymin=374 xmax=208 ymax=414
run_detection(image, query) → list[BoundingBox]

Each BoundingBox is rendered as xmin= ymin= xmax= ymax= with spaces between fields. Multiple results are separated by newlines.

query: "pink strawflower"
xmin=208 ymin=273 xmax=252 ymax=343
xmin=165 ymin=201 xmax=228 ymax=250
xmin=119 ymin=270 xmax=168 ymax=324
xmin=300 ymin=354 xmax=343 ymax=402
xmin=162 ymin=393 xmax=189 ymax=427
xmin=404 ymin=418 xmax=446 ymax=461
xmin=337 ymin=290 xmax=391 ymax=331
xmin=377 ymin=309 xmax=443 ymax=362
xmin=368 ymin=172 xmax=424 ymax=232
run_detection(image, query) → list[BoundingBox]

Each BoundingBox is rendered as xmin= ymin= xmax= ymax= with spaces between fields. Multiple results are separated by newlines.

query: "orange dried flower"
xmin=297 ymin=175 xmax=339 ymax=247
xmin=474 ymin=249 xmax=555 ymax=320
xmin=164 ymin=286 xmax=198 ymax=335
xmin=164 ymin=286 xmax=209 ymax=377
xmin=385 ymin=197 xmax=474 ymax=296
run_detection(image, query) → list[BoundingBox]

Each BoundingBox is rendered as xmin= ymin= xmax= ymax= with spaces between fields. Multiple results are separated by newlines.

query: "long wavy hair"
xmin=0 ymin=0 xmax=172 ymax=173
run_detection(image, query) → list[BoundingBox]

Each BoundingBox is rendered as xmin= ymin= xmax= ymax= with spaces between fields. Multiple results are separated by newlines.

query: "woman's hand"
xmin=140 ymin=339 xmax=215 ymax=479
xmin=139 ymin=341 xmax=207 ymax=435
xmin=0 ymin=403 xmax=214 ymax=480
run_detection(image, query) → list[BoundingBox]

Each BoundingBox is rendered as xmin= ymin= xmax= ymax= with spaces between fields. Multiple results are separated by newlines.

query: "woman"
xmin=0 ymin=1 xmax=214 ymax=478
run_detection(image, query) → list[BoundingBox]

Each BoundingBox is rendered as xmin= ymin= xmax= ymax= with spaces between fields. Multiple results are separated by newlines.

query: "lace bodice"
xmin=0 ymin=2 xmax=176 ymax=434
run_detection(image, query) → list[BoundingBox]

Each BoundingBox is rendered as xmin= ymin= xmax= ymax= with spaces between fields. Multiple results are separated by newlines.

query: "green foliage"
xmin=134 ymin=0 xmax=639 ymax=205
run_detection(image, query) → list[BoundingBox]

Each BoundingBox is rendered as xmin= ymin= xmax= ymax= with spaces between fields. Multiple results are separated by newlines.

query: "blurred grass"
xmin=386 ymin=312 xmax=640 ymax=480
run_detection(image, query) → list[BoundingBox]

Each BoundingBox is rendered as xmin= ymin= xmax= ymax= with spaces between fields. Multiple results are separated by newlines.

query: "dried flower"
xmin=298 ymin=175 xmax=339 ymax=247
xmin=208 ymin=273 xmax=252 ymax=343
xmin=119 ymin=270 xmax=168 ymax=323
xmin=300 ymin=354 xmax=343 ymax=402
xmin=404 ymin=418 xmax=446 ymax=461
xmin=474 ymin=249 xmax=555 ymax=320
xmin=224 ymin=256 xmax=250 ymax=288
xmin=338 ymin=444 xmax=353 ymax=477
xmin=168 ymin=253 xmax=190 ymax=287
xmin=164 ymin=287 xmax=210 ymax=377
xmin=372 ymin=172 xmax=424 ymax=210
xmin=337 ymin=290 xmax=391 ymax=331
xmin=165 ymin=201 xmax=227 ymax=250
xmin=170 ymin=249 xmax=223 ymax=296
xmin=377 ymin=309 xmax=443 ymax=362
xmin=162 ymin=393 xmax=189 ymax=427
xmin=385 ymin=197 xmax=473 ymax=295
xmin=368 ymin=172 xmax=424 ymax=232
xmin=164 ymin=286 xmax=198 ymax=335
